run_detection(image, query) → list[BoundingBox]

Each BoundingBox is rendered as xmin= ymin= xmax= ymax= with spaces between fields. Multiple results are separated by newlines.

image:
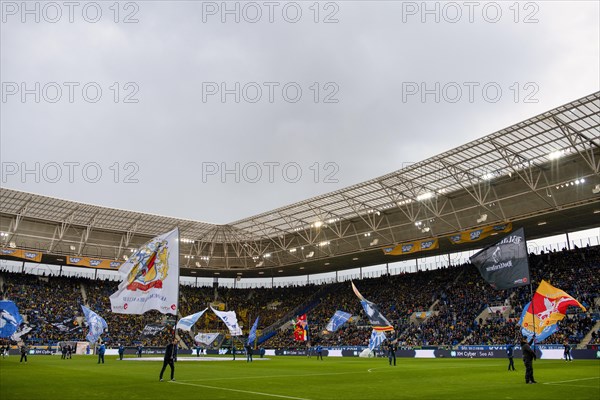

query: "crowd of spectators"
xmin=1 ymin=244 xmax=598 ymax=349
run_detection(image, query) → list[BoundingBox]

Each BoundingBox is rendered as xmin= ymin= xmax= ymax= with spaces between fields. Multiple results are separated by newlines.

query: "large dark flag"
xmin=469 ymin=227 xmax=530 ymax=290
xmin=351 ymin=281 xmax=393 ymax=332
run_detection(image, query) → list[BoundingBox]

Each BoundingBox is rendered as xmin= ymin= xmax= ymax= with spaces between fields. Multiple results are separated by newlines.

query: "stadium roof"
xmin=1 ymin=91 xmax=599 ymax=278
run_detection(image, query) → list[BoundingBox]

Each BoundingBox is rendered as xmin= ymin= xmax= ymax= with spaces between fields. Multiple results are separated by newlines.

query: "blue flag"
xmin=369 ymin=329 xmax=386 ymax=350
xmin=0 ymin=300 xmax=23 ymax=338
xmin=247 ymin=316 xmax=259 ymax=345
xmin=81 ymin=305 xmax=108 ymax=343
xmin=176 ymin=308 xmax=208 ymax=331
xmin=325 ymin=310 xmax=352 ymax=332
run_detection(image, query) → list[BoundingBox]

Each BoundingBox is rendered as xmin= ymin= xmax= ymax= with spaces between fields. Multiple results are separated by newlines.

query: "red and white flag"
xmin=110 ymin=228 xmax=179 ymax=315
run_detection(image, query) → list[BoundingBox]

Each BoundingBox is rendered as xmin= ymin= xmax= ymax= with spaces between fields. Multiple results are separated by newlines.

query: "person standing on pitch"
xmin=97 ymin=341 xmax=106 ymax=364
xmin=118 ymin=343 xmax=125 ymax=360
xmin=521 ymin=339 xmax=537 ymax=384
xmin=19 ymin=342 xmax=28 ymax=363
xmin=245 ymin=344 xmax=253 ymax=363
xmin=387 ymin=339 xmax=397 ymax=366
xmin=159 ymin=338 xmax=178 ymax=382
xmin=563 ymin=341 xmax=572 ymax=362
xmin=506 ymin=343 xmax=516 ymax=371
xmin=316 ymin=344 xmax=323 ymax=360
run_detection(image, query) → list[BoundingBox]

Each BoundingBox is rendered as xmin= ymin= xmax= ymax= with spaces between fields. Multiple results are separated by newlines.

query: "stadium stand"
xmin=1 ymin=244 xmax=598 ymax=349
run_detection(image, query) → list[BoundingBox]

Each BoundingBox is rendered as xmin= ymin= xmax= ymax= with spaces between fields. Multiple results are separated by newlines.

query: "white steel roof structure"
xmin=1 ymin=91 xmax=599 ymax=277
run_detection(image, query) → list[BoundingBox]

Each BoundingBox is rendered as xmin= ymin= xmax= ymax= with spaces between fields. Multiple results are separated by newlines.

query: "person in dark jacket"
xmin=506 ymin=343 xmax=516 ymax=371
xmin=19 ymin=343 xmax=28 ymax=363
xmin=159 ymin=338 xmax=178 ymax=381
xmin=387 ymin=340 xmax=397 ymax=366
xmin=521 ymin=339 xmax=537 ymax=384
xmin=563 ymin=341 xmax=572 ymax=362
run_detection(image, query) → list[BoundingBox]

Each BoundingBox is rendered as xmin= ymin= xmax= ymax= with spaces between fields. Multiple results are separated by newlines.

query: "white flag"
xmin=110 ymin=228 xmax=180 ymax=315
xmin=81 ymin=305 xmax=108 ymax=343
xmin=176 ymin=308 xmax=208 ymax=331
xmin=194 ymin=332 xmax=220 ymax=346
xmin=211 ymin=307 xmax=242 ymax=336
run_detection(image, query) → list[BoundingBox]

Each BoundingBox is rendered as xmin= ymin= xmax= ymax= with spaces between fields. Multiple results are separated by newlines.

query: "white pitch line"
xmin=171 ymin=380 xmax=312 ymax=400
xmin=181 ymin=371 xmax=363 ymax=382
xmin=542 ymin=377 xmax=599 ymax=385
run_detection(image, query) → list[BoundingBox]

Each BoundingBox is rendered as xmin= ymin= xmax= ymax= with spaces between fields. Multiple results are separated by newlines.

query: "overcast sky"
xmin=1 ymin=0 xmax=599 ymax=224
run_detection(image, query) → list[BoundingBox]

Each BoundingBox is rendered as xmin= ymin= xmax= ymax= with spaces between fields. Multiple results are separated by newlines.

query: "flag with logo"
xmin=0 ymin=300 xmax=23 ymax=339
xmin=176 ymin=308 xmax=208 ymax=331
xmin=195 ymin=332 xmax=220 ymax=346
xmin=211 ymin=307 xmax=243 ymax=336
xmin=519 ymin=280 xmax=586 ymax=342
xmin=247 ymin=316 xmax=259 ymax=345
xmin=141 ymin=323 xmax=165 ymax=337
xmin=325 ymin=310 xmax=352 ymax=332
xmin=351 ymin=281 xmax=393 ymax=332
xmin=110 ymin=228 xmax=180 ymax=315
xmin=81 ymin=305 xmax=108 ymax=343
xmin=369 ymin=329 xmax=386 ymax=350
xmin=470 ymin=227 xmax=530 ymax=290
xmin=293 ymin=314 xmax=308 ymax=341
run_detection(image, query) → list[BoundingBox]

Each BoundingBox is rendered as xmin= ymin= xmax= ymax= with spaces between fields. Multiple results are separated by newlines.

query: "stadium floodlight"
xmin=416 ymin=192 xmax=433 ymax=201
xmin=195 ymin=262 xmax=201 ymax=267
xmin=289 ymin=248 xmax=296 ymax=253
xmin=369 ymin=238 xmax=379 ymax=246
xmin=476 ymin=214 xmax=488 ymax=223
xmin=593 ymin=184 xmax=600 ymax=194
xmin=306 ymin=251 xmax=314 ymax=258
xmin=548 ymin=150 xmax=564 ymax=160
xmin=69 ymin=245 xmax=76 ymax=251
xmin=313 ymin=221 xmax=323 ymax=228
xmin=264 ymin=253 xmax=271 ymax=258
xmin=256 ymin=261 xmax=264 ymax=267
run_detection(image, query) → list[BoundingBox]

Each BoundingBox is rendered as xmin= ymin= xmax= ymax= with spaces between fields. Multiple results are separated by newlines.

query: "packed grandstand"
xmin=0 ymin=243 xmax=598 ymax=351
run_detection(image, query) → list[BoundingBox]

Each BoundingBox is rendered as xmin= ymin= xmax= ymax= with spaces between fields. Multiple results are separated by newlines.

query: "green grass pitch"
xmin=1 ymin=355 xmax=599 ymax=400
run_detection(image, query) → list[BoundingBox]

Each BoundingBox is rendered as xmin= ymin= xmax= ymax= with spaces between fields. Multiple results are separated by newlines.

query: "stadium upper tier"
xmin=1 ymin=92 xmax=599 ymax=277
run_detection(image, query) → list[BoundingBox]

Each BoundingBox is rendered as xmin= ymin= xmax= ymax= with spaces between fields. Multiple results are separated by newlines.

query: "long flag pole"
xmin=173 ymin=227 xmax=181 ymax=341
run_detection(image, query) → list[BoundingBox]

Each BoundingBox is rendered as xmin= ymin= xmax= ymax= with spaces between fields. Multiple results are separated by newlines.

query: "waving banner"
xmin=211 ymin=307 xmax=243 ymax=336
xmin=110 ymin=228 xmax=179 ymax=315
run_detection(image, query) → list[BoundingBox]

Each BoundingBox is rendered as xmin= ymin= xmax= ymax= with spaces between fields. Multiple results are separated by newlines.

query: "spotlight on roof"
xmin=548 ymin=150 xmax=564 ymax=160
xmin=477 ymin=214 xmax=488 ymax=224
xmin=416 ymin=192 xmax=434 ymax=201
xmin=369 ymin=238 xmax=379 ymax=246
xmin=593 ymin=184 xmax=600 ymax=194
xmin=306 ymin=251 xmax=314 ymax=259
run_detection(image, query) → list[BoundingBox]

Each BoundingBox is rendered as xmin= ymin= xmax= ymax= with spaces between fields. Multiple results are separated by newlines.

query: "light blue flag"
xmin=247 ymin=316 xmax=259 ymax=345
xmin=368 ymin=329 xmax=386 ymax=350
xmin=0 ymin=300 xmax=23 ymax=338
xmin=81 ymin=305 xmax=108 ymax=343
xmin=518 ymin=302 xmax=558 ymax=343
xmin=325 ymin=310 xmax=352 ymax=332
xmin=176 ymin=308 xmax=208 ymax=331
